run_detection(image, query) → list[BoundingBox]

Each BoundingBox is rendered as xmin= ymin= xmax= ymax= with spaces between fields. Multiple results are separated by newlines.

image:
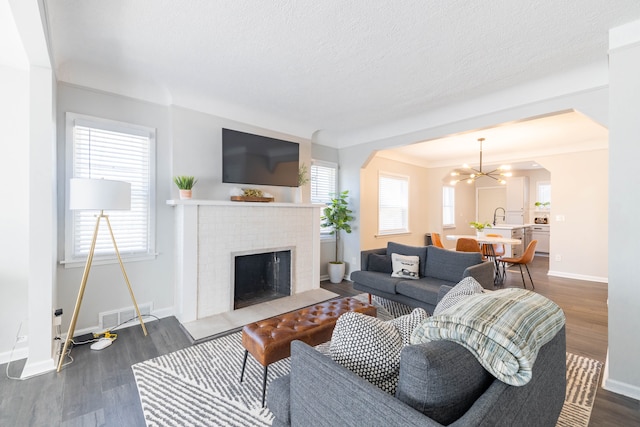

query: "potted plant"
xmin=173 ymin=176 xmax=198 ymax=200
xmin=294 ymin=163 xmax=309 ymax=203
xmin=535 ymin=201 xmax=551 ymax=209
xmin=469 ymin=221 xmax=492 ymax=238
xmin=321 ymin=190 xmax=355 ymax=283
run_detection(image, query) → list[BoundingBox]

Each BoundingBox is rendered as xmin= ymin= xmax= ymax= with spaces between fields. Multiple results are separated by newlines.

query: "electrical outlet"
xmin=555 ymin=254 xmax=562 ymax=262
xmin=16 ymin=335 xmax=28 ymax=343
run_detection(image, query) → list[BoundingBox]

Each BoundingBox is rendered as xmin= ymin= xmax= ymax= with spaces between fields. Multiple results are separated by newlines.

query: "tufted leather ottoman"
xmin=240 ymin=297 xmax=376 ymax=406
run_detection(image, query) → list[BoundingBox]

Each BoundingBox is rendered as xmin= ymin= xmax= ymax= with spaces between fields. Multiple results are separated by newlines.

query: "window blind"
xmin=69 ymin=118 xmax=154 ymax=261
xmin=311 ymin=160 xmax=337 ymax=235
xmin=442 ymin=186 xmax=455 ymax=227
xmin=378 ymin=174 xmax=409 ymax=234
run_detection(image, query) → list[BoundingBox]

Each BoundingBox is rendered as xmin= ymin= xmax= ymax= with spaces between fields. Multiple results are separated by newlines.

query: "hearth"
xmin=233 ymin=249 xmax=291 ymax=309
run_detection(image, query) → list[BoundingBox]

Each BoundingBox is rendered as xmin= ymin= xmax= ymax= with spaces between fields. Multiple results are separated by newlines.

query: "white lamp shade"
xmin=70 ymin=178 xmax=131 ymax=210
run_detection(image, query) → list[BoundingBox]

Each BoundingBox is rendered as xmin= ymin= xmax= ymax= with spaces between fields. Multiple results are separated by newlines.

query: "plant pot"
xmin=476 ymin=230 xmax=485 ymax=238
xmin=328 ymin=262 xmax=346 ymax=284
xmin=179 ymin=189 xmax=192 ymax=200
xmin=294 ymin=187 xmax=302 ymax=203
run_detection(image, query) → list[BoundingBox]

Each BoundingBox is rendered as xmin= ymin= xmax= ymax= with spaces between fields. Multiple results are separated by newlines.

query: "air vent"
xmin=99 ymin=302 xmax=153 ymax=330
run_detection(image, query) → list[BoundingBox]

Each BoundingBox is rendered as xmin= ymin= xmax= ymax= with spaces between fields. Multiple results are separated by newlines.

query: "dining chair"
xmin=499 ymin=240 xmax=538 ymax=289
xmin=455 ymin=237 xmax=482 ymax=254
xmin=431 ymin=232 xmax=445 ymax=249
xmin=481 ymin=233 xmax=505 ymax=258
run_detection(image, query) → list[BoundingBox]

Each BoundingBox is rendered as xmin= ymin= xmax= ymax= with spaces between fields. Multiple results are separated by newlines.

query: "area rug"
xmin=133 ymin=301 xmax=602 ymax=427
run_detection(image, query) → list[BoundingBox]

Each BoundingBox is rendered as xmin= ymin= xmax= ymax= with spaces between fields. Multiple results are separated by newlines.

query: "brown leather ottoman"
xmin=240 ymin=296 xmax=377 ymax=406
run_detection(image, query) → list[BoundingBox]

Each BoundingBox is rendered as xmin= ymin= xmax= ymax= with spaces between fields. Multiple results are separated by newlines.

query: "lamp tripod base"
xmin=57 ymin=212 xmax=147 ymax=372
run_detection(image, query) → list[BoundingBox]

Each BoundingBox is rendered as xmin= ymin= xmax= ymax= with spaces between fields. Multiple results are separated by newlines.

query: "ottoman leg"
xmin=261 ymin=365 xmax=268 ymax=407
xmin=240 ymin=349 xmax=248 ymax=383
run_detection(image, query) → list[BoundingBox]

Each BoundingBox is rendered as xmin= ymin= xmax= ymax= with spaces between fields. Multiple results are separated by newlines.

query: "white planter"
xmin=476 ymin=230 xmax=485 ymax=238
xmin=328 ymin=262 xmax=346 ymax=284
xmin=179 ymin=189 xmax=192 ymax=200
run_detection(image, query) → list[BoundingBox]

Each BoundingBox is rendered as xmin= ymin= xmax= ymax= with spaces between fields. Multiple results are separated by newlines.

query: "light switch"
xmin=555 ymin=215 xmax=565 ymax=222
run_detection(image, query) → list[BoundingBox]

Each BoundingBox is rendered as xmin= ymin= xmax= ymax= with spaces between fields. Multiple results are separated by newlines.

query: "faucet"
xmin=493 ymin=207 xmax=506 ymax=225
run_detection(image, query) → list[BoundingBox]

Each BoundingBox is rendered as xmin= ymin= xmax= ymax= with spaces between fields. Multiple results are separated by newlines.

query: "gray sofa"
xmin=351 ymin=242 xmax=495 ymax=314
xmin=267 ymin=324 xmax=566 ymax=427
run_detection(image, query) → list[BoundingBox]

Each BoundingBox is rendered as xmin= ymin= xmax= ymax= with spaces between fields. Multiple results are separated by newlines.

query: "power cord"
xmin=57 ymin=313 xmax=160 ymax=368
xmin=6 ymin=314 xmax=160 ymax=378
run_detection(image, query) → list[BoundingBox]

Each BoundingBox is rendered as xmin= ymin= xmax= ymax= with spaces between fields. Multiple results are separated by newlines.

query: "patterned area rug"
xmin=132 ymin=299 xmax=602 ymax=427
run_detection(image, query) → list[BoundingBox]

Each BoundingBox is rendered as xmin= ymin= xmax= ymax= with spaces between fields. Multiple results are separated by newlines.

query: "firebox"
xmin=233 ymin=249 xmax=292 ymax=309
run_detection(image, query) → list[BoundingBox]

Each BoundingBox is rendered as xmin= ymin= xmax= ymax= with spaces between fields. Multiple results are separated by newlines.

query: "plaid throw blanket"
xmin=410 ymin=288 xmax=565 ymax=386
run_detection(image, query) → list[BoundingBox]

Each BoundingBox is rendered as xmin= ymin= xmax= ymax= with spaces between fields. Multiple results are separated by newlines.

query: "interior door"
xmin=477 ymin=187 xmax=507 ymax=224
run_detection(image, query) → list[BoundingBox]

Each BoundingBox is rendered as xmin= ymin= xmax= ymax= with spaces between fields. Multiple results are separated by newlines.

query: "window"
xmin=443 ymin=186 xmax=455 ymax=227
xmin=64 ymin=113 xmax=156 ymax=264
xmin=310 ymin=160 xmax=337 ymax=237
xmin=378 ymin=173 xmax=409 ymax=235
xmin=536 ymin=181 xmax=551 ymax=207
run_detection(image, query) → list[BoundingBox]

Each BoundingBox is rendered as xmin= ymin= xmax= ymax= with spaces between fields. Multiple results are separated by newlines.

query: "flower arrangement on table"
xmin=470 ymin=221 xmax=492 ymax=231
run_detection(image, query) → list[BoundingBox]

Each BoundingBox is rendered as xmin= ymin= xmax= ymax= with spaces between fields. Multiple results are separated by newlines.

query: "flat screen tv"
xmin=222 ymin=128 xmax=299 ymax=187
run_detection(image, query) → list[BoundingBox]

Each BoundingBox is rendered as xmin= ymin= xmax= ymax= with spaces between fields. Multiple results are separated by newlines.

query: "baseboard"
xmin=0 ymin=346 xmax=28 ymax=365
xmin=70 ymin=305 xmax=174 ymax=338
xmin=547 ymin=270 xmax=608 ymax=283
xmin=602 ymin=350 xmax=640 ymax=400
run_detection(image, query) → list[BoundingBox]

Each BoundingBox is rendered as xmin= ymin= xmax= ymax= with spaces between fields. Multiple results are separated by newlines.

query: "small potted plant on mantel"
xmin=321 ymin=190 xmax=355 ymax=283
xmin=470 ymin=221 xmax=492 ymax=238
xmin=295 ymin=163 xmax=309 ymax=203
xmin=173 ymin=176 xmax=198 ymax=200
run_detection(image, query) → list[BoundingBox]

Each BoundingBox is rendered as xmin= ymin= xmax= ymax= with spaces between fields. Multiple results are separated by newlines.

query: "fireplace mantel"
xmin=169 ymin=199 xmax=322 ymax=324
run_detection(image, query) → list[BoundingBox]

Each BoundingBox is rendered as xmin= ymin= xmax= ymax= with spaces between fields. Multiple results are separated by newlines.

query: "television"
xmin=222 ymin=128 xmax=299 ymax=187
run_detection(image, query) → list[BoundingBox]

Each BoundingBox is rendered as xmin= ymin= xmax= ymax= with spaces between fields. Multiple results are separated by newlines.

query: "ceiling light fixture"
xmin=449 ymin=138 xmax=512 ymax=185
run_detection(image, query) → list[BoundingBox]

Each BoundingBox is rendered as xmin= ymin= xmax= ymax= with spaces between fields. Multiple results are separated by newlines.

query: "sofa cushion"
xmin=368 ymin=253 xmax=393 ymax=274
xmin=387 ymin=242 xmax=427 ymax=276
xmin=391 ymin=253 xmax=420 ymax=280
xmin=425 ymin=246 xmax=482 ymax=282
xmin=396 ymin=278 xmax=450 ymax=307
xmin=433 ymin=276 xmax=484 ymax=316
xmin=330 ymin=309 xmax=428 ymax=394
xmin=396 ymin=340 xmax=493 ymax=425
xmin=350 ymin=270 xmax=401 ymax=294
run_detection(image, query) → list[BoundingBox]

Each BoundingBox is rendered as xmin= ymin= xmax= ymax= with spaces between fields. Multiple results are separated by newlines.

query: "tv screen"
xmin=222 ymin=128 xmax=299 ymax=187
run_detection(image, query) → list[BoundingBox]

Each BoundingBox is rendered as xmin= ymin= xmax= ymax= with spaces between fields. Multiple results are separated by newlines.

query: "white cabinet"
xmin=531 ymin=225 xmax=550 ymax=253
xmin=505 ymin=176 xmax=529 ymax=224
xmin=490 ymin=226 xmax=524 ymax=258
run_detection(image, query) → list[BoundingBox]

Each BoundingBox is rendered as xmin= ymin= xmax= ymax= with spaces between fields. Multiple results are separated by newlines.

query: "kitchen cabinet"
xmin=530 ymin=224 xmax=550 ymax=253
xmin=505 ymin=176 xmax=529 ymax=224
xmin=490 ymin=225 xmax=525 ymax=258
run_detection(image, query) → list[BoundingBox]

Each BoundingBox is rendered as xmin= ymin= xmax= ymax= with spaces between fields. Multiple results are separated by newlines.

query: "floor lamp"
xmin=57 ymin=178 xmax=148 ymax=372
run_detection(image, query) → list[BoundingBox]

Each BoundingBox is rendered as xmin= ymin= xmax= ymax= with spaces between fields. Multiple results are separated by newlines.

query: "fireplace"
xmin=233 ymin=249 xmax=292 ymax=309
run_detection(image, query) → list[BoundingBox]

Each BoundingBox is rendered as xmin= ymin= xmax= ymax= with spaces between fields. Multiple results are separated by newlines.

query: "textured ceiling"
xmin=43 ymin=0 xmax=640 ymax=151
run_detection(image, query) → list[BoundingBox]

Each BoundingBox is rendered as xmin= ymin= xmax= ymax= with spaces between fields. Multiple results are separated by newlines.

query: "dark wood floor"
xmin=1 ymin=257 xmax=638 ymax=426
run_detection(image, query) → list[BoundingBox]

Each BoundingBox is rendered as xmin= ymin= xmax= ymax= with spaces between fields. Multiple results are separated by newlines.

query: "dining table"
xmin=445 ymin=234 xmax=522 ymax=286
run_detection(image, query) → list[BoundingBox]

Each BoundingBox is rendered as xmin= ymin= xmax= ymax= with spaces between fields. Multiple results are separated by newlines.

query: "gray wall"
xmin=54 ymin=86 xmax=312 ymax=334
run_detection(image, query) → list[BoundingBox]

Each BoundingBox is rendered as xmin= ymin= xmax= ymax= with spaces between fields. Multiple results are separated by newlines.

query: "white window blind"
xmin=378 ymin=173 xmax=409 ymax=235
xmin=443 ymin=186 xmax=455 ymax=227
xmin=65 ymin=113 xmax=155 ymax=263
xmin=311 ymin=160 xmax=337 ymax=236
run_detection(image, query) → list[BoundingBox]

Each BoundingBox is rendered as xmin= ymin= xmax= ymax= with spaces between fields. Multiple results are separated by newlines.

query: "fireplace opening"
xmin=234 ymin=250 xmax=291 ymax=309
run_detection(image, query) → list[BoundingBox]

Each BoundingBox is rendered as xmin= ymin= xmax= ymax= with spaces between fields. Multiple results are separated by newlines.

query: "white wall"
xmin=169 ymin=105 xmax=312 ymax=202
xmin=535 ymin=150 xmax=608 ymax=281
xmin=0 ymin=64 xmax=30 ymax=361
xmin=606 ymin=19 xmax=640 ymax=399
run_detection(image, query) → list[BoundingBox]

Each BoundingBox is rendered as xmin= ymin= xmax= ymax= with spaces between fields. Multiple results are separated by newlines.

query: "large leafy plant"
xmin=321 ymin=190 xmax=355 ymax=263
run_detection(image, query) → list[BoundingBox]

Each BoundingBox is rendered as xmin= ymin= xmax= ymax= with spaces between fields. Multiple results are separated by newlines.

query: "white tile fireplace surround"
xmin=168 ymin=200 xmax=322 ymax=325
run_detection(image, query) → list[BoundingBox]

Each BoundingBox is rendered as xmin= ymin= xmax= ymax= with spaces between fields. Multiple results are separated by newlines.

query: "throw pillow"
xmin=391 ymin=253 xmax=420 ymax=280
xmin=330 ymin=308 xmax=429 ymax=394
xmin=386 ymin=242 xmax=427 ymax=274
xmin=368 ymin=253 xmax=393 ymax=274
xmin=432 ymin=276 xmax=484 ymax=316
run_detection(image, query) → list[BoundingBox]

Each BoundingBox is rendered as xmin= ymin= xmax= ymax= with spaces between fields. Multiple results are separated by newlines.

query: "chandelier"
xmin=449 ymin=138 xmax=512 ymax=185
